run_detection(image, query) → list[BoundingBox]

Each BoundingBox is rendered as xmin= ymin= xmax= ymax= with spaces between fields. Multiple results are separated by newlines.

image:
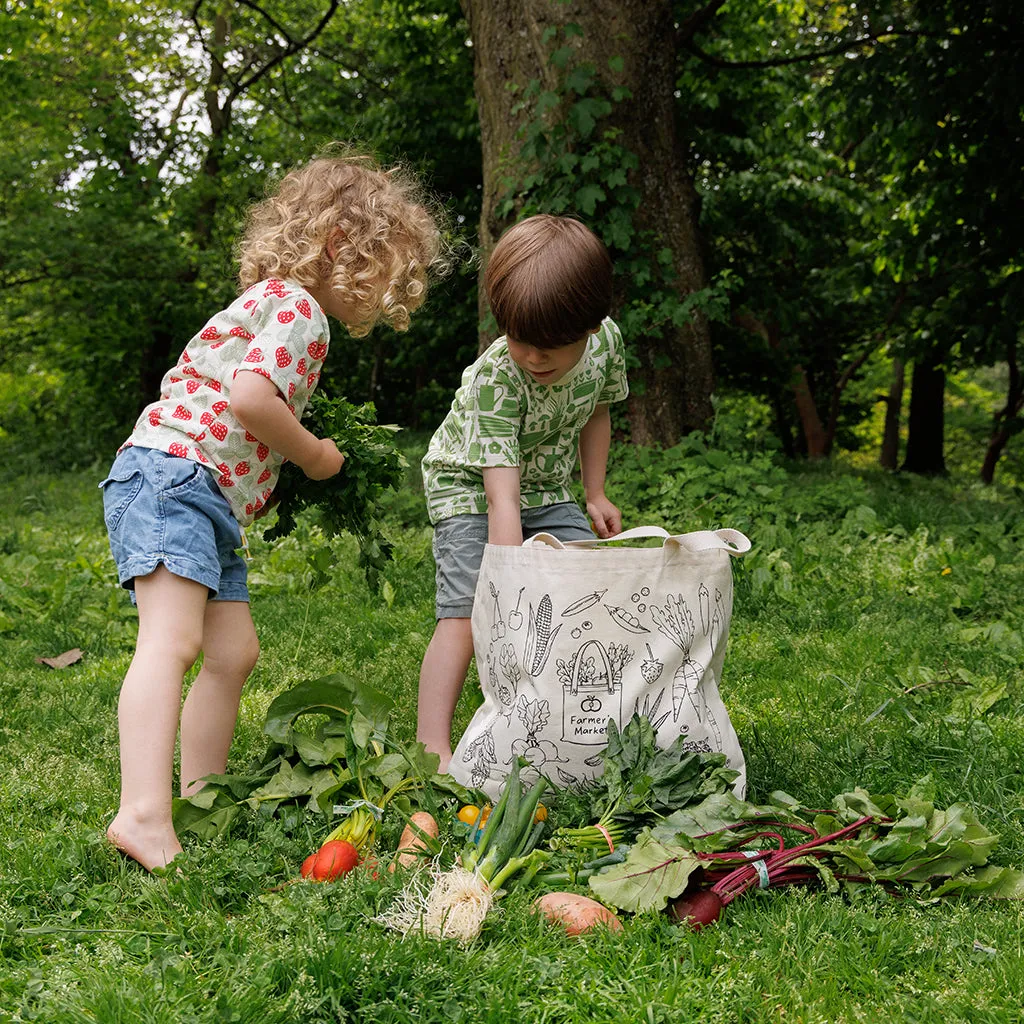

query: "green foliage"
xmin=1 ymin=455 xmax=1023 ymax=1019
xmin=0 ymin=0 xmax=480 ymax=470
xmin=497 ymin=23 xmax=733 ymax=366
xmin=265 ymin=391 xmax=408 ymax=592
xmin=591 ymin=776 xmax=1024 ymax=915
xmin=173 ymin=672 xmax=467 ymax=841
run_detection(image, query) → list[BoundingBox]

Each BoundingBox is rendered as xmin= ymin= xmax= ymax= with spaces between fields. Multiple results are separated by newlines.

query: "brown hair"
xmin=237 ymin=149 xmax=447 ymax=336
xmin=484 ymin=214 xmax=613 ymax=349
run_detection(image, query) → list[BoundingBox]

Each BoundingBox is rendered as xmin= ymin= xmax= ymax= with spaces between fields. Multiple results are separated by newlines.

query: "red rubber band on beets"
xmin=596 ymin=824 xmax=615 ymax=853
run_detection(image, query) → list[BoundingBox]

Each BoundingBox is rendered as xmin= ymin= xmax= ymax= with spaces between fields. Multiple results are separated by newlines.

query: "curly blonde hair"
xmin=237 ymin=150 xmax=446 ymax=336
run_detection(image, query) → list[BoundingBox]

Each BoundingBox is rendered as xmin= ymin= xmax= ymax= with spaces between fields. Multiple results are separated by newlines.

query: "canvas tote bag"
xmin=449 ymin=526 xmax=751 ymax=800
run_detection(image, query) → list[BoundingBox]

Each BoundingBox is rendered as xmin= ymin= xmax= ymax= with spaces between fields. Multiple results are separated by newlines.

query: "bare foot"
xmin=107 ymin=811 xmax=183 ymax=873
xmin=436 ymin=752 xmax=452 ymax=775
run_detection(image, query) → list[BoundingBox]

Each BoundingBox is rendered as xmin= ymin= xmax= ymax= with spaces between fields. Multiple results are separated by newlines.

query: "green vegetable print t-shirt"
xmin=421 ymin=318 xmax=629 ymax=524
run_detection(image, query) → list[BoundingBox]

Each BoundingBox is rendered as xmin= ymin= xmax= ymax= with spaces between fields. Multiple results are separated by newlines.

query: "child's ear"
xmin=326 ymin=228 xmax=346 ymax=262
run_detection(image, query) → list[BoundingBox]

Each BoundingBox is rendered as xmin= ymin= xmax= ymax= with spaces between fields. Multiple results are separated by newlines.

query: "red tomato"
xmin=300 ymin=840 xmax=359 ymax=882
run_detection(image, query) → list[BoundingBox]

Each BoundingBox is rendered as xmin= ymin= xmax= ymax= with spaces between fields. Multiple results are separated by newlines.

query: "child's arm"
xmin=231 ymin=370 xmax=344 ymax=480
xmin=482 ymin=466 xmax=523 ymax=546
xmin=579 ymin=403 xmax=622 ymax=538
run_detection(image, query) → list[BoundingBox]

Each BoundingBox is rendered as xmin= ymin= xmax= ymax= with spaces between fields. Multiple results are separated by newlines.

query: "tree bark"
xmin=900 ymin=351 xmax=947 ymax=475
xmin=460 ymin=0 xmax=714 ymax=445
xmin=879 ymin=357 xmax=904 ymax=471
xmin=733 ymin=312 xmax=828 ymax=458
xmin=980 ymin=344 xmax=1023 ymax=484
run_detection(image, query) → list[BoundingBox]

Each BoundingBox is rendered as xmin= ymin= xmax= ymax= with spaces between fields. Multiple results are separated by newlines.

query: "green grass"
xmin=1 ymin=443 xmax=1022 ymax=1023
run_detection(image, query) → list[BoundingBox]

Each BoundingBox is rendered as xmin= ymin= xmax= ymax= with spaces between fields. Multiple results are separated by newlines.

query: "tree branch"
xmin=675 ymin=0 xmax=728 ymax=46
xmin=685 ymin=29 xmax=947 ymax=70
xmin=234 ymin=0 xmax=341 ymax=94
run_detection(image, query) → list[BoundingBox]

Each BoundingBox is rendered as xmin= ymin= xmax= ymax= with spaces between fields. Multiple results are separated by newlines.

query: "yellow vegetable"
xmin=457 ymin=805 xmax=481 ymax=825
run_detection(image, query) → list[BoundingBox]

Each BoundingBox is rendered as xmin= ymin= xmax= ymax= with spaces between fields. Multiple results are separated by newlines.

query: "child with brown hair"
xmin=418 ymin=214 xmax=629 ymax=771
xmin=99 ymin=151 xmax=444 ymax=870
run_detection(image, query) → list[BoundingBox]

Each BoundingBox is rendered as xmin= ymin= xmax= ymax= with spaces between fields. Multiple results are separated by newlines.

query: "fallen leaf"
xmin=34 ymin=648 xmax=84 ymax=670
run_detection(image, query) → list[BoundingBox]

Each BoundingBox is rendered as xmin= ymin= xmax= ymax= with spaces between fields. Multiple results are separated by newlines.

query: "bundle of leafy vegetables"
xmin=548 ymin=714 xmax=740 ymax=854
xmin=586 ymin=776 xmax=1024 ymax=916
xmin=172 ymin=673 xmax=471 ymax=843
xmin=263 ymin=392 xmax=407 ymax=591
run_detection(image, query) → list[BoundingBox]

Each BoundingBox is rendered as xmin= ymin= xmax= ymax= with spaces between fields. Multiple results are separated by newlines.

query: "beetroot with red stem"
xmin=668 ymin=889 xmax=723 ymax=930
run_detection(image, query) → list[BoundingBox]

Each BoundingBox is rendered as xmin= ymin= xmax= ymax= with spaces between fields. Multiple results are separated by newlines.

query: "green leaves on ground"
xmin=173 ymin=672 xmax=470 ymax=841
xmin=590 ymin=776 xmax=1024 ymax=914
xmin=589 ymin=714 xmax=739 ymax=827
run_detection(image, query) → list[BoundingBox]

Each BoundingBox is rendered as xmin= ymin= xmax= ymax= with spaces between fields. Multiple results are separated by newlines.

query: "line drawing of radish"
xmin=506 ymin=696 xmax=567 ymax=779
xmin=489 ymin=581 xmax=506 ymax=640
xmin=508 ymin=586 xmax=525 ymax=631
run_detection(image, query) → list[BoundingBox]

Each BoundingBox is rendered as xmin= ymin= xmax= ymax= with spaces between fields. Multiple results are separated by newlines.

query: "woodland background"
xmin=1 ymin=0 xmax=1022 ymax=486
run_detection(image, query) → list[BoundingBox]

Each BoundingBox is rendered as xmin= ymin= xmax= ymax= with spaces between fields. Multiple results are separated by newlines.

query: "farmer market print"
xmin=421 ymin=318 xmax=629 ymax=523
xmin=452 ymin=530 xmax=750 ymax=799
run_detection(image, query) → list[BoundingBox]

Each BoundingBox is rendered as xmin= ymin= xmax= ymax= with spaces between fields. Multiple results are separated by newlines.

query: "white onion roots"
xmin=375 ymin=865 xmax=495 ymax=944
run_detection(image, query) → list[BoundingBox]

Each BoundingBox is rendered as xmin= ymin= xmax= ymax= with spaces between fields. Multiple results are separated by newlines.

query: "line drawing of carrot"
xmin=649 ymin=594 xmax=707 ymax=727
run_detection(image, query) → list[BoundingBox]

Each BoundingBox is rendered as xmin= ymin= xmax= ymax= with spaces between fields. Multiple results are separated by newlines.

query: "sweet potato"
xmin=389 ymin=812 xmax=439 ymax=871
xmin=532 ymin=892 xmax=623 ymax=936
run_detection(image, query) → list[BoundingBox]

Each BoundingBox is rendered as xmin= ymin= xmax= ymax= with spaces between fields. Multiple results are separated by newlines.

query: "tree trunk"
xmin=900 ymin=352 xmax=947 ymax=475
xmin=733 ymin=312 xmax=828 ymax=458
xmin=980 ymin=344 xmax=1023 ymax=484
xmin=460 ymin=0 xmax=714 ymax=445
xmin=879 ymin=357 xmax=904 ymax=471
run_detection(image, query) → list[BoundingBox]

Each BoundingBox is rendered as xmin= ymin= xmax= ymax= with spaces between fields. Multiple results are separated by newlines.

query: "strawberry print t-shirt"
xmin=123 ymin=278 xmax=330 ymax=527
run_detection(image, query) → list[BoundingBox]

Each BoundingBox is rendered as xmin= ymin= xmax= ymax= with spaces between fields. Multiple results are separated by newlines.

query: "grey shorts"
xmin=433 ymin=502 xmax=594 ymax=618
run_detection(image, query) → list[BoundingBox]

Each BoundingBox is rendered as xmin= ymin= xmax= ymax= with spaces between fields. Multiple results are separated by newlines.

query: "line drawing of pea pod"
xmin=699 ymin=582 xmax=710 ymax=636
xmin=604 ymin=604 xmax=650 ymax=634
xmin=560 ymin=589 xmax=607 ymax=617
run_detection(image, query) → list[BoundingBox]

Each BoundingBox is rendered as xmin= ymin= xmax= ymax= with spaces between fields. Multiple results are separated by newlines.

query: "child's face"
xmin=507 ymin=334 xmax=591 ymax=385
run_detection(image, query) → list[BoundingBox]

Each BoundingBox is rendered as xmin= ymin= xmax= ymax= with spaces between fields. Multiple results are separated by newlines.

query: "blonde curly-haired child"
xmin=99 ymin=151 xmax=445 ymax=870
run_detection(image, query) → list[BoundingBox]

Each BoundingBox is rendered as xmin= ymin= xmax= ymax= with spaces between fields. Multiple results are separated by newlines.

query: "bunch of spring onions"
xmin=378 ymin=760 xmax=550 ymax=943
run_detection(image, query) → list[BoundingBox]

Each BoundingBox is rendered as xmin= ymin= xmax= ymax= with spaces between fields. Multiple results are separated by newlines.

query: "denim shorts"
xmin=99 ymin=446 xmax=249 ymax=603
xmin=433 ymin=502 xmax=594 ymax=618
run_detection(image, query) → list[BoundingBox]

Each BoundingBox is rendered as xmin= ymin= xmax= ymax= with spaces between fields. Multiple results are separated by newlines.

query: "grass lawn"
xmin=1 ymin=437 xmax=1022 ymax=1023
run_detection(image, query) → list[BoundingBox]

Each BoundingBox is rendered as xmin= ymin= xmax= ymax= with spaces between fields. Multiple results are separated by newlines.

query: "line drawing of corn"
xmin=522 ymin=593 xmax=562 ymax=677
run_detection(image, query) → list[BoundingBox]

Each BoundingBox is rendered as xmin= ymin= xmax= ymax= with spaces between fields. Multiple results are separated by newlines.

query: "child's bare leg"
xmin=108 ymin=566 xmax=207 ymax=871
xmin=417 ymin=617 xmax=474 ymax=773
xmin=179 ymin=600 xmax=259 ymax=797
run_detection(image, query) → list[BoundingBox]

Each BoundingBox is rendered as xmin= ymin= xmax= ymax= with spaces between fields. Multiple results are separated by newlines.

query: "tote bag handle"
xmin=523 ymin=525 xmax=751 ymax=556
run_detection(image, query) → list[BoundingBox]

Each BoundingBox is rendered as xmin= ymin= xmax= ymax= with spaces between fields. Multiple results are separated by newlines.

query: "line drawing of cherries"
xmin=508 ymin=586 xmax=525 ymax=630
